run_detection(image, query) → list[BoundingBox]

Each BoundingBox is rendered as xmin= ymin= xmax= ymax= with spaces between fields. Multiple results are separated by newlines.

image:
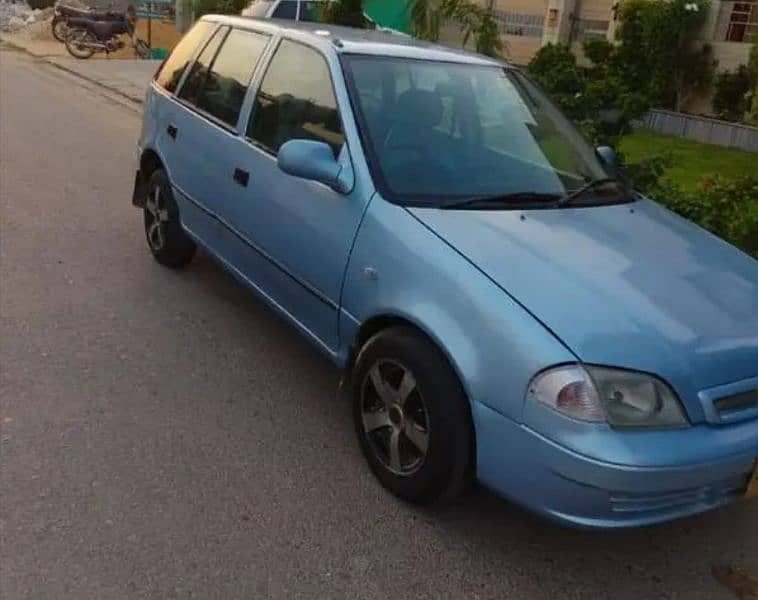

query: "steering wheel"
xmin=382 ymin=141 xmax=452 ymax=190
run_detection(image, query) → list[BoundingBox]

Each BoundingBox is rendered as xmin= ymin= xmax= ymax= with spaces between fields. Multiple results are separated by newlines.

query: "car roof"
xmin=201 ymin=15 xmax=506 ymax=67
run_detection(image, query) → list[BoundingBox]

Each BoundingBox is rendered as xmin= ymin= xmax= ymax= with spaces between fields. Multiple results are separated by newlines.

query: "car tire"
xmin=352 ymin=326 xmax=474 ymax=504
xmin=143 ymin=169 xmax=196 ymax=269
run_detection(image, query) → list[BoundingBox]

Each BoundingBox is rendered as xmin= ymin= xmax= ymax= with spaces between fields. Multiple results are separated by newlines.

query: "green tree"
xmin=616 ymin=0 xmax=711 ymax=110
xmin=408 ymin=0 xmax=504 ymax=57
xmin=322 ymin=0 xmax=371 ymax=28
xmin=527 ymin=40 xmax=648 ymax=143
xmin=527 ymin=44 xmax=585 ymax=118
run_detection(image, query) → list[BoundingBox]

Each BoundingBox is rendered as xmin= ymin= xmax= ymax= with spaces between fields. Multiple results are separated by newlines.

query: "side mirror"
xmin=277 ymin=139 xmax=351 ymax=194
xmin=595 ymin=145 xmax=618 ymax=169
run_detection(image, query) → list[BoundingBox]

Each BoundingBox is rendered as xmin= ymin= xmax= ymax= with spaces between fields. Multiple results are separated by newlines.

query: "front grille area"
xmin=609 ymin=475 xmax=747 ymax=514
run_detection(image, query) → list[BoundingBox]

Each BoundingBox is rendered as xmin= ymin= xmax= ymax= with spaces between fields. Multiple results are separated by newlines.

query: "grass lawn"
xmin=618 ymin=130 xmax=757 ymax=192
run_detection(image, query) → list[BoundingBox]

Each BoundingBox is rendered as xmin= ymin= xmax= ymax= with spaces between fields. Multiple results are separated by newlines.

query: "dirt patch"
xmin=100 ymin=18 xmax=181 ymax=59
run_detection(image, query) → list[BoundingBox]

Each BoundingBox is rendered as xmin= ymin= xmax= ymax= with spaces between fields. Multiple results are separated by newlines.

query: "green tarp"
xmin=363 ymin=0 xmax=412 ymax=34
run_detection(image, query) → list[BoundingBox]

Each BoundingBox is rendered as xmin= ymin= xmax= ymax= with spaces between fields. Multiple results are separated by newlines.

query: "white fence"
xmin=637 ymin=109 xmax=758 ymax=153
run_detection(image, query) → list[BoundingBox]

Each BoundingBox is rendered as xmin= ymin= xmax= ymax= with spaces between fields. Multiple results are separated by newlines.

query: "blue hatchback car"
xmin=133 ymin=16 xmax=758 ymax=528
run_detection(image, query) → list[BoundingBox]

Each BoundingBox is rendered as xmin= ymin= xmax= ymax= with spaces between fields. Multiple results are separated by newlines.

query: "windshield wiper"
xmin=442 ymin=191 xmax=563 ymax=210
xmin=557 ymin=177 xmax=623 ymax=207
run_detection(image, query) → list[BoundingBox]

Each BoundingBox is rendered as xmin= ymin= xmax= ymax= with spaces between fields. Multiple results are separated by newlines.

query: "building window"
xmin=491 ymin=11 xmax=544 ymax=38
xmin=573 ymin=18 xmax=610 ymax=41
xmin=717 ymin=1 xmax=758 ymax=42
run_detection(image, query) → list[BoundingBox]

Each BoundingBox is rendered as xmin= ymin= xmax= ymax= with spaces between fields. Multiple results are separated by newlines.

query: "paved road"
xmin=1 ymin=47 xmax=756 ymax=600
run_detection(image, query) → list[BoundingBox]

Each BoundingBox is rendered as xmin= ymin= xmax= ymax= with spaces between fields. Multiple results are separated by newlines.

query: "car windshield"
xmin=342 ymin=55 xmax=628 ymax=207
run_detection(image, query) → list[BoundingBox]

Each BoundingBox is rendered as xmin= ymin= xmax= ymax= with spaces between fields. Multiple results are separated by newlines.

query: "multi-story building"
xmin=439 ymin=0 xmax=756 ymax=112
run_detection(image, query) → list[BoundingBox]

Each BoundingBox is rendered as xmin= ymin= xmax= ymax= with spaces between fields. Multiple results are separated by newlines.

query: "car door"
xmin=151 ymin=19 xmax=220 ymax=240
xmin=217 ymin=38 xmax=370 ymax=352
xmin=164 ymin=26 xmax=271 ymax=247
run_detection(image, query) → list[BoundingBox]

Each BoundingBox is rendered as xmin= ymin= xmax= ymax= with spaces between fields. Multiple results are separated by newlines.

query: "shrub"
xmin=623 ymin=153 xmax=758 ymax=256
xmin=527 ymin=44 xmax=585 ymax=121
xmin=322 ymin=0 xmax=370 ymax=28
xmin=622 ymin=153 xmax=672 ymax=194
xmin=27 ymin=0 xmax=55 ymax=9
xmin=713 ymin=66 xmax=751 ymax=121
xmin=645 ymin=176 xmax=758 ymax=256
xmin=746 ymin=44 xmax=758 ymax=124
xmin=693 ymin=176 xmax=758 ymax=256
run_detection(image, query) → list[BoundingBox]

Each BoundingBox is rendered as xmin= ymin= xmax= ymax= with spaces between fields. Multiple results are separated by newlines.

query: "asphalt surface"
xmin=1 ymin=46 xmax=757 ymax=600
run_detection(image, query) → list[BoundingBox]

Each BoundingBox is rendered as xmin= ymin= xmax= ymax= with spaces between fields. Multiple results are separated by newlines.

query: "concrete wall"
xmin=505 ymin=35 xmax=544 ymax=65
xmin=712 ymin=40 xmax=754 ymax=71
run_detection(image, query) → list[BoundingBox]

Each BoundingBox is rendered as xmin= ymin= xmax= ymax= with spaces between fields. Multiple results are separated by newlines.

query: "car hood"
xmin=409 ymin=199 xmax=758 ymax=420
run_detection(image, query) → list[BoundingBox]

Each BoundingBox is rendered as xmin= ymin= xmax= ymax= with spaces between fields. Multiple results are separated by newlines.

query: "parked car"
xmin=132 ymin=16 xmax=758 ymax=529
xmin=241 ymin=0 xmax=324 ymax=22
xmin=240 ymin=0 xmax=405 ymax=33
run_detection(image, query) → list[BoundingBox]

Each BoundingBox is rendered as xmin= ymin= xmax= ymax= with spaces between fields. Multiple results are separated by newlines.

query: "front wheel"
xmin=51 ymin=16 xmax=68 ymax=43
xmin=352 ymin=327 xmax=474 ymax=504
xmin=64 ymin=28 xmax=95 ymax=59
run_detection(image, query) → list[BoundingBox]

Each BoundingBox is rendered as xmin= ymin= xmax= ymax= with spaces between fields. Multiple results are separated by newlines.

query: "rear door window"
xmin=177 ymin=25 xmax=228 ymax=105
xmin=194 ymin=29 xmax=270 ymax=126
xmin=155 ymin=20 xmax=215 ymax=93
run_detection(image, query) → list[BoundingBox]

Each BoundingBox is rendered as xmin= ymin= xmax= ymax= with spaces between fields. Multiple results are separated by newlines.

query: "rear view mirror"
xmin=277 ymin=139 xmax=351 ymax=194
xmin=595 ymin=145 xmax=618 ymax=169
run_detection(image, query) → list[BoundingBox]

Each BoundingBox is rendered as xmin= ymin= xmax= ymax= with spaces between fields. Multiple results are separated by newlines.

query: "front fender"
xmin=339 ymin=197 xmax=575 ymax=422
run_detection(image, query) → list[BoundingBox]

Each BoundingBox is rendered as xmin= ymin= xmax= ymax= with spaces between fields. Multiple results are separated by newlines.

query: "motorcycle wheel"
xmin=134 ymin=39 xmax=150 ymax=60
xmin=51 ymin=16 xmax=68 ymax=43
xmin=65 ymin=28 xmax=96 ymax=59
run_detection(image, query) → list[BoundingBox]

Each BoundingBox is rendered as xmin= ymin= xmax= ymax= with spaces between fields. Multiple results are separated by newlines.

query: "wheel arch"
xmin=140 ymin=148 xmax=164 ymax=180
xmin=345 ymin=311 xmax=478 ymax=473
xmin=133 ymin=148 xmax=165 ymax=208
xmin=347 ymin=314 xmax=454 ymax=379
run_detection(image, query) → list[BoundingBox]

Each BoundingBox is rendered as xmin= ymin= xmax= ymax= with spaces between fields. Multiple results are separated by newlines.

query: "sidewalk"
xmin=0 ymin=33 xmax=158 ymax=103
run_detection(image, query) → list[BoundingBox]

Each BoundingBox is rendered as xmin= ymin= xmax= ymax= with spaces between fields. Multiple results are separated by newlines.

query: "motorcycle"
xmin=64 ymin=9 xmax=150 ymax=60
xmin=51 ymin=3 xmax=122 ymax=43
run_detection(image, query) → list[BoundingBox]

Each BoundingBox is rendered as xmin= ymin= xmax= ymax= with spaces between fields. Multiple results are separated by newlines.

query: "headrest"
xmin=393 ymin=89 xmax=443 ymax=128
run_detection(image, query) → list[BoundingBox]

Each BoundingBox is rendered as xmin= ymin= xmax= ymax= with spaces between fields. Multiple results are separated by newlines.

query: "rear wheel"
xmin=64 ymin=28 xmax=95 ymax=59
xmin=352 ymin=327 xmax=474 ymax=504
xmin=51 ymin=16 xmax=68 ymax=43
xmin=143 ymin=169 xmax=196 ymax=269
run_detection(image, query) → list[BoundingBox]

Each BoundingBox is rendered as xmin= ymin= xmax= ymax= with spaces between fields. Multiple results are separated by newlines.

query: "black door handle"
xmin=166 ymin=124 xmax=178 ymax=139
xmin=233 ymin=168 xmax=249 ymax=187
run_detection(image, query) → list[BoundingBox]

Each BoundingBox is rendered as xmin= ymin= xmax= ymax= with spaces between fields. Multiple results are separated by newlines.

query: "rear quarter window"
xmin=155 ymin=21 xmax=215 ymax=93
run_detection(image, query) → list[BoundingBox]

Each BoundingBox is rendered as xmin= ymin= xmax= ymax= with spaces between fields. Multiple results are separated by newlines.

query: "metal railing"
xmin=491 ymin=11 xmax=544 ymax=38
xmin=636 ymin=109 xmax=758 ymax=153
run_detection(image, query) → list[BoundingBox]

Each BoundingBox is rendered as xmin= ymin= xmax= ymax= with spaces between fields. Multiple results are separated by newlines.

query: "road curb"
xmin=0 ymin=35 xmax=53 ymax=58
xmin=46 ymin=59 xmax=145 ymax=104
xmin=1 ymin=36 xmax=145 ymax=105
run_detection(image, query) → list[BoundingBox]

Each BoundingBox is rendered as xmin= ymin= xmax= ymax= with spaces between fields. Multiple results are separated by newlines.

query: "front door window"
xmin=246 ymin=39 xmax=344 ymax=156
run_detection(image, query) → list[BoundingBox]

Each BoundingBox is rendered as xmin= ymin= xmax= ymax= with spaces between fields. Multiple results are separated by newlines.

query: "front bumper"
xmin=473 ymin=402 xmax=757 ymax=529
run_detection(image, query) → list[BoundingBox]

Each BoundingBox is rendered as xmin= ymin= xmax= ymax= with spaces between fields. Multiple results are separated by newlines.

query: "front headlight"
xmin=527 ymin=364 xmax=688 ymax=428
